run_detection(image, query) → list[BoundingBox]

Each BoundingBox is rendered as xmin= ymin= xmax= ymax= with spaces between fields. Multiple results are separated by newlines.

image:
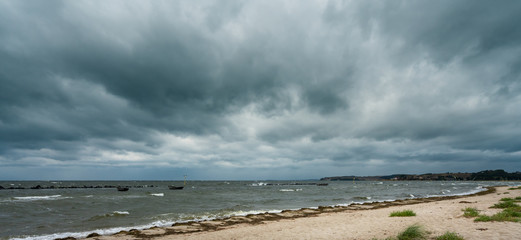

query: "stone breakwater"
xmin=59 ymin=187 xmax=496 ymax=240
xmin=0 ymin=184 xmax=156 ymax=190
xmin=0 ymin=182 xmax=328 ymax=190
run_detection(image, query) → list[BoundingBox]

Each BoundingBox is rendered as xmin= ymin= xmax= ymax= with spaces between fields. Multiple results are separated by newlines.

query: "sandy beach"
xmin=81 ymin=186 xmax=521 ymax=240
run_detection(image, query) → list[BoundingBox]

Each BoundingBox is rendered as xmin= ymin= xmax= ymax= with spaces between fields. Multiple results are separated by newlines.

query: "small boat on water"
xmin=168 ymin=175 xmax=187 ymax=190
xmin=117 ymin=186 xmax=129 ymax=191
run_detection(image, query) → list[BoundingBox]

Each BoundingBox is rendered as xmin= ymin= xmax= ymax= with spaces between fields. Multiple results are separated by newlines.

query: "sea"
xmin=1 ymin=180 xmax=519 ymax=240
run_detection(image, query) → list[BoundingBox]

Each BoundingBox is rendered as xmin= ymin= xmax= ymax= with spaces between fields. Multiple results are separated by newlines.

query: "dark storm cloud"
xmin=0 ymin=1 xmax=282 ymax=142
xmin=325 ymin=0 xmax=521 ymax=64
xmin=1 ymin=0 xmax=521 ymax=179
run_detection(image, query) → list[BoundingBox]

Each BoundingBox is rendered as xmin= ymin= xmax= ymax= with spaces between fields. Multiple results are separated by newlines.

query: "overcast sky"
xmin=1 ymin=0 xmax=521 ymax=180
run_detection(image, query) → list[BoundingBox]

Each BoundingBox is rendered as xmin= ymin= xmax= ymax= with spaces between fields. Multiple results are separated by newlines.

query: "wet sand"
xmin=79 ymin=186 xmax=521 ymax=240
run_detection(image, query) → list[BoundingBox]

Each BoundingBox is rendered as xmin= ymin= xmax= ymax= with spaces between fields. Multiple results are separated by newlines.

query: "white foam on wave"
xmin=334 ymin=185 xmax=490 ymax=209
xmin=9 ymin=219 xmax=174 ymax=240
xmin=12 ymin=195 xmax=67 ymax=201
xmin=425 ymin=185 xmax=487 ymax=198
xmin=150 ymin=193 xmax=164 ymax=197
xmin=279 ymin=188 xmax=302 ymax=192
xmin=224 ymin=209 xmax=283 ymax=217
xmin=250 ymin=182 xmax=268 ymax=186
xmin=112 ymin=211 xmax=130 ymax=215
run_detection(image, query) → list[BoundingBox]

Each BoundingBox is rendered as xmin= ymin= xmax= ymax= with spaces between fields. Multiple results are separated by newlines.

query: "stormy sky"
xmin=1 ymin=0 xmax=521 ymax=180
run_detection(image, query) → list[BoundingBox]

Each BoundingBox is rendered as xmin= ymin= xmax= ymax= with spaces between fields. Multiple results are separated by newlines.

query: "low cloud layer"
xmin=1 ymin=0 xmax=521 ymax=180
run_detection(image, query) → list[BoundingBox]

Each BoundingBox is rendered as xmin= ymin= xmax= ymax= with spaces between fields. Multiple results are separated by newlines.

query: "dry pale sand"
xmin=84 ymin=186 xmax=521 ymax=240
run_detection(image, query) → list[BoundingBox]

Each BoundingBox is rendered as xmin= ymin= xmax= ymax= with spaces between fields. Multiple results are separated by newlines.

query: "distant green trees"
xmin=471 ymin=170 xmax=521 ymax=181
xmin=321 ymin=169 xmax=521 ymax=181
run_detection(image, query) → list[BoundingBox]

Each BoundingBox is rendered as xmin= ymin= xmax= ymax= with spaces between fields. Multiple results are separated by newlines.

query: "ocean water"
xmin=0 ymin=180 xmax=517 ymax=240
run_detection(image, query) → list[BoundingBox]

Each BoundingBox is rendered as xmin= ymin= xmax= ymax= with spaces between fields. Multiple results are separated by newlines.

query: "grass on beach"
xmin=468 ymin=197 xmax=521 ymax=222
xmin=379 ymin=225 xmax=464 ymax=240
xmin=377 ymin=224 xmax=427 ymax=240
xmin=474 ymin=209 xmax=521 ymax=222
xmin=395 ymin=224 xmax=426 ymax=240
xmin=462 ymin=207 xmax=479 ymax=218
xmin=491 ymin=201 xmax=520 ymax=209
xmin=508 ymin=186 xmax=521 ymax=190
xmin=435 ymin=231 xmax=465 ymax=240
xmin=500 ymin=197 xmax=521 ymax=202
xmin=390 ymin=210 xmax=416 ymax=217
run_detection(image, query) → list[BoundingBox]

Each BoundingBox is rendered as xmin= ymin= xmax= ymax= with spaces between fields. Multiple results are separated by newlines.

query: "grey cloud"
xmin=1 ymin=0 xmax=521 ymax=179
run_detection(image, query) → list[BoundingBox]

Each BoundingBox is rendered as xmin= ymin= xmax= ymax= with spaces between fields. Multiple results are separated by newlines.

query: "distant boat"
xmin=168 ymin=186 xmax=184 ymax=190
xmin=117 ymin=186 xmax=129 ymax=191
xmin=168 ymin=175 xmax=187 ymax=190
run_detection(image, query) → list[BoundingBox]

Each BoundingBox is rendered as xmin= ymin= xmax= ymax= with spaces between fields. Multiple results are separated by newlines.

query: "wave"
xmin=352 ymin=196 xmax=372 ymax=200
xmin=113 ymin=211 xmax=130 ymax=215
xmin=16 ymin=208 xmax=287 ymax=240
xmin=250 ymin=182 xmax=268 ymax=186
xmin=9 ymin=220 xmax=171 ymax=240
xmin=279 ymin=189 xmax=302 ymax=192
xmin=88 ymin=211 xmax=130 ymax=221
xmin=181 ymin=209 xmax=285 ymax=223
xmin=424 ymin=186 xmax=486 ymax=198
xmin=11 ymin=207 xmax=290 ymax=240
xmin=11 ymin=195 xmax=67 ymax=202
xmin=150 ymin=193 xmax=164 ymax=197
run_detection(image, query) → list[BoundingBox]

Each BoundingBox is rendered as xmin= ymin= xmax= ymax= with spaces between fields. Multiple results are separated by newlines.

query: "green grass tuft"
xmin=379 ymin=225 xmax=465 ymax=240
xmin=435 ymin=231 xmax=465 ymax=240
xmin=508 ymin=186 xmax=521 ymax=190
xmin=503 ymin=208 xmax=521 ymax=217
xmin=475 ymin=208 xmax=521 ymax=222
xmin=390 ymin=210 xmax=416 ymax=217
xmin=395 ymin=224 xmax=427 ymax=240
xmin=474 ymin=215 xmax=492 ymax=222
xmin=467 ymin=197 xmax=521 ymax=222
xmin=501 ymin=197 xmax=521 ymax=203
xmin=490 ymin=210 xmax=521 ymax=222
xmin=462 ymin=207 xmax=479 ymax=218
xmin=491 ymin=201 xmax=520 ymax=209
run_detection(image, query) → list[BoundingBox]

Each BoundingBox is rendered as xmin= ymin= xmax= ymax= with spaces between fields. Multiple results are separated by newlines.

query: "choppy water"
xmin=0 ymin=180 xmax=518 ymax=240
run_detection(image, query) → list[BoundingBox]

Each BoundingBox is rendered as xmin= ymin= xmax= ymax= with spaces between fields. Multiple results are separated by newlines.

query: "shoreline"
xmin=65 ymin=186 xmax=521 ymax=240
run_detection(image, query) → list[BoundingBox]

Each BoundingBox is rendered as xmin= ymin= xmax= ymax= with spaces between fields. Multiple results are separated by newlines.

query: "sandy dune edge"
xmin=77 ymin=186 xmax=520 ymax=240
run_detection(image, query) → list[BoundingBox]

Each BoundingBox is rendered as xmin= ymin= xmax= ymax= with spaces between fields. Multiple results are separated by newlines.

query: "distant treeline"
xmin=321 ymin=169 xmax=521 ymax=181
